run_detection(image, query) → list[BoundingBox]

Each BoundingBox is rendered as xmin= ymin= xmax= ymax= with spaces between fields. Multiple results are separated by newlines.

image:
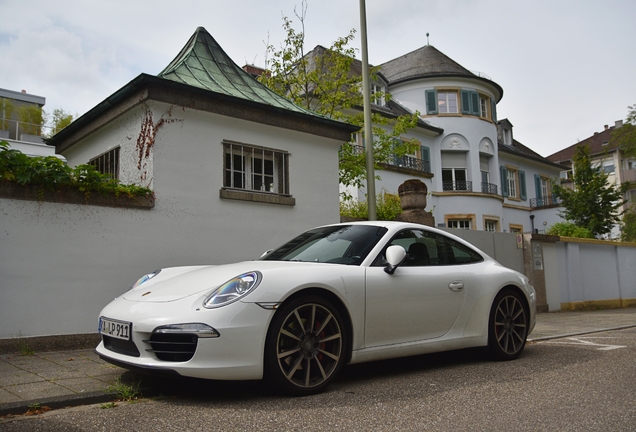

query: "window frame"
xmin=221 ymin=141 xmax=294 ymax=206
xmin=437 ymin=90 xmax=459 ymax=114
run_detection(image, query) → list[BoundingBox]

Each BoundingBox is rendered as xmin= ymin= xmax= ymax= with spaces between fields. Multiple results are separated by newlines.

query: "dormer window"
xmin=370 ymin=84 xmax=386 ymax=106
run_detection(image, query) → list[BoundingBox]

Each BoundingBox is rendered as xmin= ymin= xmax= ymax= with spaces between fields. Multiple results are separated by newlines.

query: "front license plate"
xmin=99 ymin=317 xmax=131 ymax=341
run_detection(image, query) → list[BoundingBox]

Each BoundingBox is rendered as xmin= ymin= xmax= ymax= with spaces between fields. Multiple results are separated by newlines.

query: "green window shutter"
xmin=491 ymin=100 xmax=497 ymax=122
xmin=420 ymin=145 xmax=430 ymax=172
xmin=534 ymin=174 xmax=542 ymax=199
xmin=519 ymin=170 xmax=527 ymax=201
xmin=420 ymin=145 xmax=430 ymax=162
xmin=500 ymin=166 xmax=509 ymax=197
xmin=461 ymin=90 xmax=471 ymax=114
xmin=425 ymin=90 xmax=438 ymax=114
xmin=471 ymin=91 xmax=480 ymax=116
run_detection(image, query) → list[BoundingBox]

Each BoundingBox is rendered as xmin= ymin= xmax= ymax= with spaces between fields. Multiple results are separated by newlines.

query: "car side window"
xmin=373 ymin=229 xmax=483 ymax=266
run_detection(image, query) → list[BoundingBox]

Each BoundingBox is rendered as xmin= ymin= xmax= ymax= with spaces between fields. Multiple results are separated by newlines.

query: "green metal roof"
xmin=159 ymin=27 xmax=318 ymax=117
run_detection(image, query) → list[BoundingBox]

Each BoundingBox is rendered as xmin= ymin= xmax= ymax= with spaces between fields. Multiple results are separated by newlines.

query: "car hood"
xmin=122 ymin=261 xmax=339 ymax=303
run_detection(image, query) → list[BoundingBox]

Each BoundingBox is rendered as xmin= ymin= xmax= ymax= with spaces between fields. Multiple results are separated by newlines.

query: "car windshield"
xmin=261 ymin=225 xmax=388 ymax=265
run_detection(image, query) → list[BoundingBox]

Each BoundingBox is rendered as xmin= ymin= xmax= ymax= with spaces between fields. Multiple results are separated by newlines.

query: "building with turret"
xmin=342 ymin=44 xmax=566 ymax=233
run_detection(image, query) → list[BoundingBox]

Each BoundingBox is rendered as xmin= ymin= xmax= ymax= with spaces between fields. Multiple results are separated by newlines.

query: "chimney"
xmin=615 ymin=120 xmax=624 ymax=128
xmin=21 ymin=90 xmax=26 ymax=93
xmin=604 ymin=125 xmax=608 ymax=130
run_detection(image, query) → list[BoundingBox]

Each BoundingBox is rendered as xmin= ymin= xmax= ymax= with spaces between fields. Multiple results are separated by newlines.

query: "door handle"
xmin=448 ymin=281 xmax=464 ymax=292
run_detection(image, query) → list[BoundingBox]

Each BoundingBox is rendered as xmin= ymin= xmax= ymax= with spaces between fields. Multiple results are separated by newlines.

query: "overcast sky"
xmin=2 ymin=0 xmax=634 ymax=157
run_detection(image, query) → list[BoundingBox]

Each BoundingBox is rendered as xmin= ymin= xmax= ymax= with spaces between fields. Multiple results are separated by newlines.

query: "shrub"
xmin=340 ymin=191 xmax=403 ymax=221
xmin=546 ymin=222 xmax=594 ymax=238
xmin=0 ymin=141 xmax=152 ymax=198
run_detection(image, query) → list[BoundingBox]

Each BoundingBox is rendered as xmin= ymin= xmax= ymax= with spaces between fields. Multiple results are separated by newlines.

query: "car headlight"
xmin=131 ymin=270 xmax=161 ymax=290
xmin=203 ymin=271 xmax=262 ymax=308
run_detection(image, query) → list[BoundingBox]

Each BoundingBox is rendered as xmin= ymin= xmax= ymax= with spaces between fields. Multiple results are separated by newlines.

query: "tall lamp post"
xmin=359 ymin=0 xmax=376 ymax=220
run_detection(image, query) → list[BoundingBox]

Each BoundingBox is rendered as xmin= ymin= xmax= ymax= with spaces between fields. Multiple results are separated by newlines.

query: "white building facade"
xmin=349 ymin=45 xmax=565 ymax=233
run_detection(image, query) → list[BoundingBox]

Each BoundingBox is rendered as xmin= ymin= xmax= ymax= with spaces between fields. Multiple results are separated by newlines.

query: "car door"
xmin=364 ymin=229 xmax=473 ymax=347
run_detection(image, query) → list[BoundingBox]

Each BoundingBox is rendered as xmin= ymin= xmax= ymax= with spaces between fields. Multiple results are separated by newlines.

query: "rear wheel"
xmin=488 ymin=289 xmax=528 ymax=360
xmin=264 ymin=295 xmax=347 ymax=396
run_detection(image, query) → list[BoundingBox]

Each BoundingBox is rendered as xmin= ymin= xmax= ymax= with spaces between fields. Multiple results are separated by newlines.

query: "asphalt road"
xmin=2 ymin=328 xmax=635 ymax=432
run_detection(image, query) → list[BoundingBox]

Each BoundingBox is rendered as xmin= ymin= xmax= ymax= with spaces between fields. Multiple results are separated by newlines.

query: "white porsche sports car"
xmin=97 ymin=221 xmax=536 ymax=395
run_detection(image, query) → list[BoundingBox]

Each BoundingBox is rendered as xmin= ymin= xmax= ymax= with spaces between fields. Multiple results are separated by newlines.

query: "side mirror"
xmin=384 ymin=245 xmax=406 ymax=275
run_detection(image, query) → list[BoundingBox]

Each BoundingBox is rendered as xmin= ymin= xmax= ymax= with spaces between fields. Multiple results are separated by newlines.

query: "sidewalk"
xmin=1 ymin=308 xmax=635 ymax=416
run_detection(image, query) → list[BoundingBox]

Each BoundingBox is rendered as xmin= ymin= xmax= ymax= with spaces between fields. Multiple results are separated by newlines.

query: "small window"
xmin=370 ymin=84 xmax=385 ymax=106
xmin=89 ymin=147 xmax=119 ymax=179
xmin=485 ymin=220 xmax=497 ymax=232
xmin=223 ymin=141 xmax=290 ymax=195
xmin=438 ymin=91 xmax=458 ymax=114
xmin=480 ymin=97 xmax=489 ymax=119
xmin=448 ymin=219 xmax=471 ymax=230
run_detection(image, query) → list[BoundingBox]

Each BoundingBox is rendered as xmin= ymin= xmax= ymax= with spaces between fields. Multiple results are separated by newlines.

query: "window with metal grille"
xmin=223 ymin=141 xmax=290 ymax=195
xmin=89 ymin=147 xmax=119 ymax=179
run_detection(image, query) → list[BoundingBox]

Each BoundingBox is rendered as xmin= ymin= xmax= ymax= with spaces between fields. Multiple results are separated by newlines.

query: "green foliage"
xmin=18 ymin=105 xmax=44 ymax=135
xmin=0 ymin=141 xmax=152 ymax=198
xmin=621 ymin=210 xmax=636 ymax=242
xmin=260 ymin=3 xmax=421 ymax=191
xmin=610 ymin=104 xmax=636 ymax=158
xmin=0 ymin=98 xmax=15 ymax=130
xmin=48 ymin=108 xmax=74 ymax=136
xmin=552 ymin=145 xmax=627 ymax=237
xmin=108 ymin=378 xmax=141 ymax=401
xmin=546 ymin=222 xmax=594 ymax=238
xmin=340 ymin=191 xmax=403 ymax=221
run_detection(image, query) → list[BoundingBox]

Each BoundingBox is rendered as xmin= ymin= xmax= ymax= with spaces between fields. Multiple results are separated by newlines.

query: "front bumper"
xmin=96 ymin=297 xmax=274 ymax=380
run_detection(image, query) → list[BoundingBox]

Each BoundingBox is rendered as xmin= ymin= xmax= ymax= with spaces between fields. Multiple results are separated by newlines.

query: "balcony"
xmin=481 ymin=182 xmax=498 ymax=195
xmin=442 ymin=181 xmax=473 ymax=192
xmin=1 ymin=118 xmax=50 ymax=143
xmin=388 ymin=154 xmax=431 ymax=173
xmin=621 ymin=169 xmax=636 ymax=183
xmin=530 ymin=196 xmax=561 ymax=208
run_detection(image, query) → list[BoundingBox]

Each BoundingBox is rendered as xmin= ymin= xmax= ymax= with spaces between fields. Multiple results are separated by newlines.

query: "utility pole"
xmin=359 ymin=0 xmax=376 ymax=220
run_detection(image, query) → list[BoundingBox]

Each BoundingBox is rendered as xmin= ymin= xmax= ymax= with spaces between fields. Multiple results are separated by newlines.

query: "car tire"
xmin=488 ymin=288 xmax=529 ymax=361
xmin=264 ymin=295 xmax=347 ymax=396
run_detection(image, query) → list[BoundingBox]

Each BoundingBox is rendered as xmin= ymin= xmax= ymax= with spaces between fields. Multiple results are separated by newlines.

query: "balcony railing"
xmin=388 ymin=154 xmax=431 ymax=173
xmin=0 ymin=118 xmax=52 ymax=141
xmin=442 ymin=181 xmax=473 ymax=192
xmin=481 ymin=182 xmax=498 ymax=195
xmin=340 ymin=145 xmax=431 ymax=174
xmin=530 ymin=196 xmax=561 ymax=208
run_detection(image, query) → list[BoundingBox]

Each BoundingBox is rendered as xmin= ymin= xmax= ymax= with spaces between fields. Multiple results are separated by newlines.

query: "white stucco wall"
xmin=0 ymin=102 xmax=346 ymax=339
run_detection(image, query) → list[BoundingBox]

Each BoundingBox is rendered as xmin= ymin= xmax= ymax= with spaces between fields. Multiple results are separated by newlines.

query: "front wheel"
xmin=488 ymin=289 xmax=529 ymax=360
xmin=264 ymin=295 xmax=347 ymax=396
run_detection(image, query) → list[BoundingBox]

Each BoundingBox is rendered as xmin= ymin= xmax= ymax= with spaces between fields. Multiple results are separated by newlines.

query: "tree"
xmin=48 ymin=108 xmax=74 ymax=136
xmin=260 ymin=2 xmax=421 ymax=196
xmin=610 ymin=104 xmax=636 ymax=157
xmin=552 ymin=145 xmax=628 ymax=237
xmin=622 ymin=210 xmax=636 ymax=242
